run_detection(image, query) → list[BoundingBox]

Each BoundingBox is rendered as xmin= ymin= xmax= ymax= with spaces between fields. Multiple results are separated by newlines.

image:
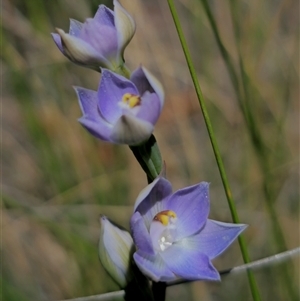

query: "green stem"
xmin=166 ymin=1 xmax=261 ymax=300
xmin=115 ymin=63 xmax=131 ymax=79
xmin=129 ymin=135 xmax=163 ymax=183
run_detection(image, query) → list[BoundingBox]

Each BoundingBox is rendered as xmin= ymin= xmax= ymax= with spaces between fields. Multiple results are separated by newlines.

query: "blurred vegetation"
xmin=2 ymin=0 xmax=299 ymax=301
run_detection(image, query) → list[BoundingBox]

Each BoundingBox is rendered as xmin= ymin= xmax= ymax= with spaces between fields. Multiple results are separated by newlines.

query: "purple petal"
xmin=110 ymin=114 xmax=153 ymax=145
xmin=74 ymin=87 xmax=101 ymax=121
xmin=54 ymin=29 xmax=110 ymax=67
xmin=69 ymin=19 xmax=83 ymax=36
xmin=75 ymin=86 xmax=112 ymax=140
xmin=94 ymin=5 xmax=115 ymax=27
xmin=160 ymin=243 xmax=220 ymax=281
xmin=137 ymin=92 xmax=162 ymax=125
xmin=51 ymin=33 xmax=64 ymax=53
xmin=131 ymin=67 xmax=164 ymax=107
xmin=79 ymin=19 xmax=118 ymax=57
xmin=78 ymin=117 xmax=111 ymax=141
xmin=181 ymin=220 xmax=247 ymax=260
xmin=166 ymin=182 xmax=210 ymax=241
xmin=130 ymin=212 xmax=155 ymax=256
xmin=131 ymin=67 xmax=155 ymax=96
xmin=133 ymin=250 xmax=176 ymax=282
xmin=98 ymin=69 xmax=139 ymax=123
xmin=134 ymin=177 xmax=173 ymax=229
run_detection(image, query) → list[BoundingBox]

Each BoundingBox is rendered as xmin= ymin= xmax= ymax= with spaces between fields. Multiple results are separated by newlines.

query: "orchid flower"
xmin=52 ymin=0 xmax=135 ymax=71
xmin=75 ymin=66 xmax=164 ymax=145
xmin=130 ymin=177 xmax=247 ymax=282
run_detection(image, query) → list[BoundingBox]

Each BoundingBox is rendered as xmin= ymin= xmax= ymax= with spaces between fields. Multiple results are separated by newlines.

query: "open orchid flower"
xmin=75 ymin=66 xmax=164 ymax=145
xmin=51 ymin=0 xmax=135 ymax=71
xmin=130 ymin=177 xmax=247 ymax=282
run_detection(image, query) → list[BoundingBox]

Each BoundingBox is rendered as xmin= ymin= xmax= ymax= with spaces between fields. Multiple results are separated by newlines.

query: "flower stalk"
xmin=130 ymin=135 xmax=163 ymax=183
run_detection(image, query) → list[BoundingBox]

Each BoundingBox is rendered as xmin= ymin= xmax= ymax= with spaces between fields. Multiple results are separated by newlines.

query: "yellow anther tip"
xmin=154 ymin=210 xmax=177 ymax=225
xmin=122 ymin=93 xmax=141 ymax=108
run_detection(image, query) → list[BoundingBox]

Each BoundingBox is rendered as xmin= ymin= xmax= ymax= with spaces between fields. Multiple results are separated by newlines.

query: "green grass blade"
xmin=166 ymin=1 xmax=261 ymax=300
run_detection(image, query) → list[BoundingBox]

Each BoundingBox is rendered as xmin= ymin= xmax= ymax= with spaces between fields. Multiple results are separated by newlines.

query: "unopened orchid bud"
xmin=52 ymin=0 xmax=135 ymax=71
xmin=98 ymin=215 xmax=134 ymax=288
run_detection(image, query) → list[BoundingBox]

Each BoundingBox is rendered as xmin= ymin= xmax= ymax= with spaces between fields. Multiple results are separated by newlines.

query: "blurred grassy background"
xmin=2 ymin=0 xmax=299 ymax=300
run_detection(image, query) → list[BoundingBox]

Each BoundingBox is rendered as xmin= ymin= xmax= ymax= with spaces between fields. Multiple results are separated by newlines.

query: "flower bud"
xmin=51 ymin=0 xmax=135 ymax=71
xmin=98 ymin=215 xmax=134 ymax=288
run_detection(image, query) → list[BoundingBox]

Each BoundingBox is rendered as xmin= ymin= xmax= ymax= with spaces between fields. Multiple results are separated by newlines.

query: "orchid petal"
xmin=160 ymin=244 xmax=220 ymax=281
xmin=51 ymin=33 xmax=64 ymax=53
xmin=131 ymin=66 xmax=164 ymax=107
xmin=134 ymin=177 xmax=173 ymax=228
xmin=75 ymin=86 xmax=112 ymax=141
xmin=94 ymin=5 xmax=115 ymax=27
xmin=141 ymin=67 xmax=164 ymax=106
xmin=110 ymin=114 xmax=153 ymax=145
xmin=74 ymin=87 xmax=100 ymax=121
xmin=98 ymin=69 xmax=138 ymax=123
xmin=78 ymin=117 xmax=111 ymax=141
xmin=130 ymin=212 xmax=155 ymax=256
xmin=114 ymin=0 xmax=136 ymax=63
xmin=69 ymin=19 xmax=83 ymax=36
xmin=79 ymin=19 xmax=118 ymax=57
xmin=137 ymin=92 xmax=162 ymax=124
xmin=55 ymin=28 xmax=111 ymax=68
xmin=166 ymin=182 xmax=210 ymax=241
xmin=134 ymin=251 xmax=176 ymax=282
xmin=181 ymin=220 xmax=247 ymax=260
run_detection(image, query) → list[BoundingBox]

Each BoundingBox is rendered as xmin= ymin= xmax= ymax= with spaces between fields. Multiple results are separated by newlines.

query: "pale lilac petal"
xmin=75 ymin=86 xmax=112 ymax=140
xmin=78 ymin=117 xmax=111 ymax=141
xmin=131 ymin=67 xmax=164 ymax=107
xmin=160 ymin=244 xmax=220 ymax=281
xmin=55 ymin=28 xmax=110 ymax=67
xmin=69 ymin=19 xmax=83 ymax=36
xmin=114 ymin=0 xmax=135 ymax=63
xmin=133 ymin=251 xmax=176 ymax=282
xmin=110 ymin=114 xmax=153 ymax=145
xmin=180 ymin=220 xmax=247 ymax=260
xmin=134 ymin=177 xmax=161 ymax=212
xmin=98 ymin=69 xmax=139 ymax=123
xmin=137 ymin=92 xmax=162 ymax=125
xmin=74 ymin=87 xmax=101 ymax=121
xmin=79 ymin=19 xmax=118 ymax=57
xmin=141 ymin=67 xmax=164 ymax=106
xmin=166 ymin=182 xmax=210 ymax=241
xmin=133 ymin=177 xmax=172 ymax=211
xmin=130 ymin=212 xmax=155 ymax=256
xmin=51 ymin=33 xmax=64 ymax=53
xmin=134 ymin=177 xmax=173 ymax=229
xmin=94 ymin=5 xmax=115 ymax=27
xmin=131 ymin=67 xmax=154 ymax=96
